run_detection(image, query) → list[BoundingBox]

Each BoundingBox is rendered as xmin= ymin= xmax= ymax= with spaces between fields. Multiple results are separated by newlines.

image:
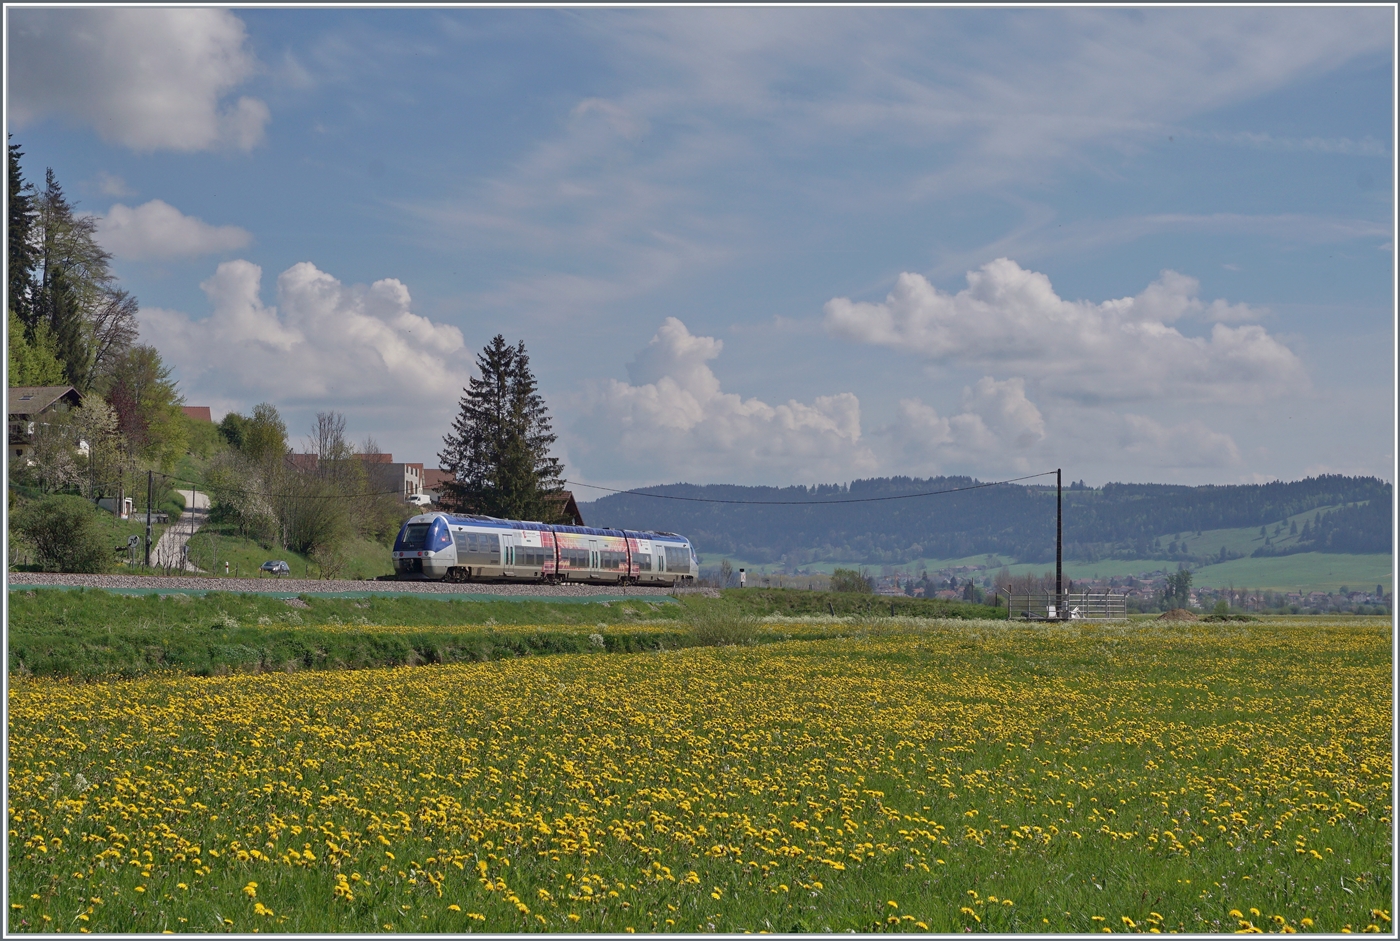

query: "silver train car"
xmin=391 ymin=512 xmax=698 ymax=586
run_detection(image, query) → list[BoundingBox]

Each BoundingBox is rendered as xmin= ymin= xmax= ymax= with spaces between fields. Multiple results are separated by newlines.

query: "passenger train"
xmin=391 ymin=512 xmax=698 ymax=586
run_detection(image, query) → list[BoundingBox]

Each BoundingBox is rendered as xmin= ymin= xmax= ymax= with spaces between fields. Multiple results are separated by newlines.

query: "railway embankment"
xmin=6 ymin=571 xmax=675 ymax=599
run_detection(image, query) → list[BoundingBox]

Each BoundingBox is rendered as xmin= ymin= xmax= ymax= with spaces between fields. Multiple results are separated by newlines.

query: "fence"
xmin=1005 ymin=590 xmax=1127 ymax=621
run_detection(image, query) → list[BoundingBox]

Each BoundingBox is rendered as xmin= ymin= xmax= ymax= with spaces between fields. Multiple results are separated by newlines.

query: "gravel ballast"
xmin=6 ymin=571 xmax=679 ymax=599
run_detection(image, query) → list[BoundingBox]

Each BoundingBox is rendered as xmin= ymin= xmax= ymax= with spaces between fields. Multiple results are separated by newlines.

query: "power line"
xmin=561 ymin=471 xmax=1058 ymax=506
xmin=152 ymin=470 xmax=407 ymax=501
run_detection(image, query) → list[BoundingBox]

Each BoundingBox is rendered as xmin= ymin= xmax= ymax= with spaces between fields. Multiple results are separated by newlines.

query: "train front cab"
xmin=392 ymin=514 xmax=455 ymax=579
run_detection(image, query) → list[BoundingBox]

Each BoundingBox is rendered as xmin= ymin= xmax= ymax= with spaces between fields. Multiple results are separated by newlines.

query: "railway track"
xmin=6 ymin=571 xmax=687 ymax=599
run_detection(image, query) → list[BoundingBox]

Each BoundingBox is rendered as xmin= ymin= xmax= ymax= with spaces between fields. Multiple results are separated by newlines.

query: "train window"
xmin=664 ymin=546 xmax=690 ymax=573
xmin=636 ymin=552 xmax=651 ymax=571
xmin=464 ymin=532 xmax=497 ymax=564
xmin=399 ymin=524 xmax=430 ymax=550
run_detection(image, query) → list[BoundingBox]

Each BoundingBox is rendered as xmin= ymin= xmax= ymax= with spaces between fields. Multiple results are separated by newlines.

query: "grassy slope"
xmin=183 ymin=523 xmax=394 ymax=580
xmin=1187 ymin=552 xmax=1392 ymax=592
xmin=6 ymin=588 xmax=999 ymax=679
xmin=6 ymin=590 xmax=682 ymax=678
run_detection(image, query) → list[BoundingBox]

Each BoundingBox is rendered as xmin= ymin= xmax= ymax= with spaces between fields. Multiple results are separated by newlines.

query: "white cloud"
xmin=824 ymin=259 xmax=1305 ymax=405
xmin=570 ymin=319 xmax=1068 ymax=485
xmin=140 ymin=260 xmax=467 ymax=413
xmin=573 ymin=317 xmax=878 ymax=483
xmin=875 ymin=378 xmax=1046 ymax=475
xmin=8 ymin=8 xmax=268 ymax=152
xmin=1118 ymin=414 xmax=1242 ymax=469
xmin=96 ymin=201 xmax=252 ymax=260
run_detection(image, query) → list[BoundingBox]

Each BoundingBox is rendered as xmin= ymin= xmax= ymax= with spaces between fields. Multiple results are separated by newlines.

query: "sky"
xmin=6 ymin=6 xmax=1395 ymax=491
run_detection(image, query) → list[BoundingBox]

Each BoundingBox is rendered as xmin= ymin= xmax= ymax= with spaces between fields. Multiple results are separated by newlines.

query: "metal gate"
xmin=1006 ymin=591 xmax=1127 ymax=621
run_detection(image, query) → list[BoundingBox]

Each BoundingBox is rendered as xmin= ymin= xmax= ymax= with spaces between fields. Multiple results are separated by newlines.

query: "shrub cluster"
xmin=11 ymin=495 xmax=112 ymax=573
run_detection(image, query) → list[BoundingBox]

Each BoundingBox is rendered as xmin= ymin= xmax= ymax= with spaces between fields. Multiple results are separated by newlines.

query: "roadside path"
xmin=149 ymin=489 xmax=209 ymax=572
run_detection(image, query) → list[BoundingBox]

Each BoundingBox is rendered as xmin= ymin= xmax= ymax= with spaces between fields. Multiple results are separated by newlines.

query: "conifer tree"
xmin=438 ymin=335 xmax=566 ymax=521
xmin=8 ymin=136 xmax=38 ymax=327
xmin=34 ymin=169 xmax=96 ymax=386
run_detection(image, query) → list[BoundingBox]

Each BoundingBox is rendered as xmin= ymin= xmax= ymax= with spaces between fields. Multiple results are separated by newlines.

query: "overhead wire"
xmin=149 ymin=469 xmax=408 ymax=501
xmin=560 ymin=471 xmax=1058 ymax=506
xmin=148 ymin=470 xmax=1062 ymax=509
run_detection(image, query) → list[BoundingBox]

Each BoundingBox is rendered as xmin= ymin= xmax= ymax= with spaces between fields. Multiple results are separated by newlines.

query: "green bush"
xmin=12 ymin=495 xmax=113 ymax=573
xmin=687 ymin=608 xmax=759 ymax=647
xmin=159 ymin=488 xmax=186 ymax=523
xmin=829 ymin=568 xmax=872 ymax=593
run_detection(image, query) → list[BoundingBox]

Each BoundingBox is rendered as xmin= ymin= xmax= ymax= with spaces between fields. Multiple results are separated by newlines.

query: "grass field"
xmin=719 ymin=551 xmax=1392 ymax=594
xmin=7 ymin=616 xmax=1391 ymax=933
xmin=1186 ymin=553 xmax=1392 ymax=593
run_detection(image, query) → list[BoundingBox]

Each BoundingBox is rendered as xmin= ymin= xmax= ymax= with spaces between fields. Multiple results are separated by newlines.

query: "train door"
xmin=501 ymin=533 xmax=517 ymax=574
xmin=588 ymin=538 xmax=600 ymax=576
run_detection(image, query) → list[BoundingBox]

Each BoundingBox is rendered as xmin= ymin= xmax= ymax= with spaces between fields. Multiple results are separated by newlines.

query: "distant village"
xmin=715 ymin=558 xmax=1391 ymax=616
xmin=886 ymin=566 xmax=1390 ymax=615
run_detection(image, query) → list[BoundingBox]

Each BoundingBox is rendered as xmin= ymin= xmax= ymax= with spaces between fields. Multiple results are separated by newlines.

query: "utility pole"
xmin=1055 ymin=468 xmax=1063 ymax=619
xmin=145 ymin=470 xmax=153 ymax=568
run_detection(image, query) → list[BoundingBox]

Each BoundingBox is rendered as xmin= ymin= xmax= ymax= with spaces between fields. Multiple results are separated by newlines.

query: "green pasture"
xmin=709 ymin=546 xmax=1391 ymax=595
xmin=1186 ymin=552 xmax=1392 ymax=592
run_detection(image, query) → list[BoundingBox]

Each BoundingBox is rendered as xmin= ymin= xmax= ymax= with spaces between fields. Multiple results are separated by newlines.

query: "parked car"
xmin=406 ymin=493 xmax=434 ymax=506
xmin=260 ymin=560 xmax=291 ymax=576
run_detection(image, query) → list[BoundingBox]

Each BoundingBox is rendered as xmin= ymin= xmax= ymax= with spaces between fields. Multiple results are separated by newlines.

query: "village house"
xmin=359 ymin=453 xmax=424 ymax=500
xmin=8 ymin=385 xmax=83 ymax=462
xmin=286 ymin=451 xmax=424 ymax=500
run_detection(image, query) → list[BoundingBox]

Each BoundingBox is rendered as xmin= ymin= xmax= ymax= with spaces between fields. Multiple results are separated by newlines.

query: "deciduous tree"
xmin=101 ymin=344 xmax=186 ymax=470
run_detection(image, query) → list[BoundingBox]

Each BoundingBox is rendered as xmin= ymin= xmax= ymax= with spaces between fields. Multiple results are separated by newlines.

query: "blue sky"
xmin=7 ymin=6 xmax=1395 ymax=490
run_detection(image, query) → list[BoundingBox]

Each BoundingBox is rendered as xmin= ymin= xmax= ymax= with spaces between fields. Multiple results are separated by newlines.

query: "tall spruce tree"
xmin=8 ymin=136 xmax=38 ymax=327
xmin=7 ymin=138 xmax=67 ymax=384
xmin=34 ymin=169 xmax=94 ymax=386
xmin=439 ymin=335 xmax=566 ymax=521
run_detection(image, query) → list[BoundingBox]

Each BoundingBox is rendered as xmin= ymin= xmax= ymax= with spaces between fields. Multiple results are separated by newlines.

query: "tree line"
xmin=8 ymin=137 xmax=195 ymax=501
xmin=581 ymin=474 xmax=1392 ymax=565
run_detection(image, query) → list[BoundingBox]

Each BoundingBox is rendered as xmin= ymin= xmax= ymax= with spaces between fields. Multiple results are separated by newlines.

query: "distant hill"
xmin=577 ymin=475 xmax=1392 ymax=566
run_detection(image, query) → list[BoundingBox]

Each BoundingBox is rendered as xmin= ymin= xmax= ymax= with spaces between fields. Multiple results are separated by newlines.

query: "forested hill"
xmin=577 ymin=475 xmax=1392 ymax=566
